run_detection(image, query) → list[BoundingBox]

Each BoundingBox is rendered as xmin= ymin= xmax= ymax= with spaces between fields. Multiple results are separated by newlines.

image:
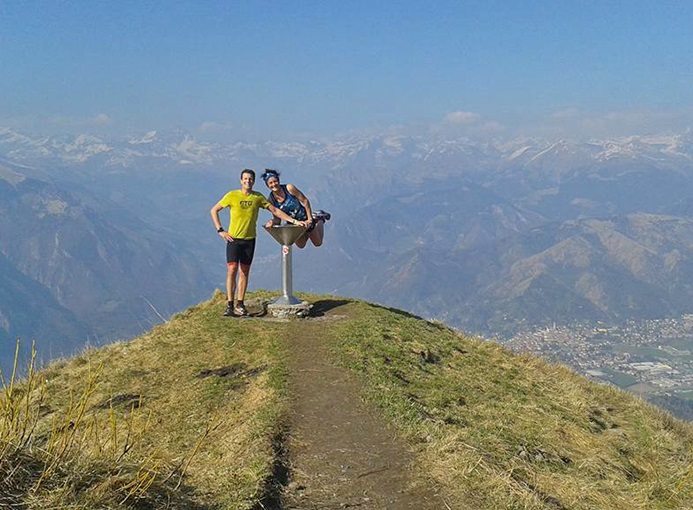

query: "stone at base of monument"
xmin=267 ymin=301 xmax=312 ymax=319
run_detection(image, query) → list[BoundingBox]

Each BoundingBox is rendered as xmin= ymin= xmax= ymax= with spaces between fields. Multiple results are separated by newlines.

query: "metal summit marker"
xmin=263 ymin=224 xmax=312 ymax=317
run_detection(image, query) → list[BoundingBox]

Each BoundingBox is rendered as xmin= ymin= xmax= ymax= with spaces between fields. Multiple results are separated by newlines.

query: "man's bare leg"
xmin=236 ymin=263 xmax=251 ymax=302
xmin=227 ymin=262 xmax=238 ymax=302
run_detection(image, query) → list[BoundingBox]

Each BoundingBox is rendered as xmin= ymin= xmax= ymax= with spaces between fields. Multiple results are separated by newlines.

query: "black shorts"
xmin=226 ymin=238 xmax=256 ymax=266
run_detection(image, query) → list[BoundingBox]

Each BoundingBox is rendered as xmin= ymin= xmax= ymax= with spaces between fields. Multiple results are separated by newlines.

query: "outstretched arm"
xmin=267 ymin=204 xmax=308 ymax=227
xmin=264 ymin=216 xmax=281 ymax=228
xmin=264 ymin=193 xmax=282 ymax=228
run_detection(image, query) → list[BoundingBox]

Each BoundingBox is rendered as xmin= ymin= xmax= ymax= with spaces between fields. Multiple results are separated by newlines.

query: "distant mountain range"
xmin=0 ymin=156 xmax=211 ymax=373
xmin=1 ymin=126 xmax=693 ymax=371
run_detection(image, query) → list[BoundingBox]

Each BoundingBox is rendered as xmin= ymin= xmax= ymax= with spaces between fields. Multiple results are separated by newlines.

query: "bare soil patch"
xmin=279 ymin=301 xmax=445 ymax=509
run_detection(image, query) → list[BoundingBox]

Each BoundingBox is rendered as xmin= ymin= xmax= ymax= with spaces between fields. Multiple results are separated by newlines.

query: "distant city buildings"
xmin=505 ymin=315 xmax=693 ymax=420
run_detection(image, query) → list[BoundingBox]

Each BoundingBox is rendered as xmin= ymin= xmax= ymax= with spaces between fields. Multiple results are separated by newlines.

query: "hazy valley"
xmin=1 ymin=126 xmax=693 ymax=418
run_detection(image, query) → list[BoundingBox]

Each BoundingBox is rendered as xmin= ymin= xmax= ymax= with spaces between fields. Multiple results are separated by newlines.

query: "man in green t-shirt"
xmin=211 ymin=169 xmax=307 ymax=317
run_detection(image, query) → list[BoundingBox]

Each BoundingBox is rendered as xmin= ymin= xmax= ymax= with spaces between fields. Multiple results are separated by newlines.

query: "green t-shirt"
xmin=217 ymin=190 xmax=271 ymax=239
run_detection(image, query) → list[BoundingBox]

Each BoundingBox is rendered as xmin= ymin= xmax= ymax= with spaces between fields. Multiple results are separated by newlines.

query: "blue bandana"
xmin=262 ymin=169 xmax=280 ymax=185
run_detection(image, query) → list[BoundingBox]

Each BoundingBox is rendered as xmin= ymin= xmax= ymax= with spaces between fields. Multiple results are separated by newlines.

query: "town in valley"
xmin=505 ymin=315 xmax=693 ymax=421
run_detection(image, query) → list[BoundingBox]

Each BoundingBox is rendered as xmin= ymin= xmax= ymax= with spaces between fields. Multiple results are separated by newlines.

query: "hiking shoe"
xmin=223 ymin=304 xmax=235 ymax=317
xmin=234 ymin=304 xmax=249 ymax=317
xmin=313 ymin=210 xmax=331 ymax=222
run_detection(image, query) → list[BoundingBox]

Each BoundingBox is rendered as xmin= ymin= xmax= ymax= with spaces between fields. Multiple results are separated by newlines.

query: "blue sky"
xmin=1 ymin=0 xmax=692 ymax=140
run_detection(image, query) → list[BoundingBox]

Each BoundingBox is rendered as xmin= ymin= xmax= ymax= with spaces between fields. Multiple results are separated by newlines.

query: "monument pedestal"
xmin=266 ymin=301 xmax=312 ymax=318
xmin=264 ymin=224 xmax=311 ymax=318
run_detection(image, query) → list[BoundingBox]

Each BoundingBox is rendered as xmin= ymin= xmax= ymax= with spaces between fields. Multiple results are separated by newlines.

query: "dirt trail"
xmin=279 ymin=301 xmax=445 ymax=509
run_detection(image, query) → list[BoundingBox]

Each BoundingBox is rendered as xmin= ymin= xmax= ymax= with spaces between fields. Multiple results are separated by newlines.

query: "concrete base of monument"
xmin=267 ymin=301 xmax=313 ymax=318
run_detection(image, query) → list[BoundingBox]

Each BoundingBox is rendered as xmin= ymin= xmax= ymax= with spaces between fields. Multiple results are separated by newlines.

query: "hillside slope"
xmin=1 ymin=292 xmax=691 ymax=509
xmin=0 ymin=162 xmax=213 ymax=376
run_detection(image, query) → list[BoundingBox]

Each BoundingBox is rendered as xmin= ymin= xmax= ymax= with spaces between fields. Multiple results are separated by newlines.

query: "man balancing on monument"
xmin=211 ymin=168 xmax=309 ymax=317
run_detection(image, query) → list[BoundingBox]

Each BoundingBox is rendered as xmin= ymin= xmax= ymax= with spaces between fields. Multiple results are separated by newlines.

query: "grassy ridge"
xmin=1 ymin=290 xmax=290 ymax=509
xmin=2 ymin=292 xmax=692 ymax=509
xmin=328 ymin=301 xmax=693 ymax=509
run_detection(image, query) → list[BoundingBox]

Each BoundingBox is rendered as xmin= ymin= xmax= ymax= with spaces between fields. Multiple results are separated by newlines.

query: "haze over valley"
xmin=1 ymin=126 xmax=693 ymax=420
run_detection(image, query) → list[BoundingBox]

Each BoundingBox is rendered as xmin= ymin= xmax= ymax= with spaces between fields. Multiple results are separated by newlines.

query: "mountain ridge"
xmin=0 ymin=163 xmax=212 ymax=374
xmin=2 ymin=126 xmax=693 ymax=412
xmin=2 ymin=292 xmax=691 ymax=509
xmin=3 ymin=126 xmax=693 ymax=170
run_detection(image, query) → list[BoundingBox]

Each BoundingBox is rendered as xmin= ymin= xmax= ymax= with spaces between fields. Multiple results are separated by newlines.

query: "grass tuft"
xmin=0 ymin=340 xmax=205 ymax=508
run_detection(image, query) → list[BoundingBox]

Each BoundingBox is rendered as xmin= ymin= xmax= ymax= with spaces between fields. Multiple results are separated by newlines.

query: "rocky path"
xmin=278 ymin=301 xmax=446 ymax=509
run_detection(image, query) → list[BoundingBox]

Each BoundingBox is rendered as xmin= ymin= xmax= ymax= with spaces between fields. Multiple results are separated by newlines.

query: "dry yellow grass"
xmin=3 ymin=292 xmax=692 ymax=509
xmin=329 ymin=300 xmax=693 ymax=509
xmin=1 ymin=291 xmax=291 ymax=509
